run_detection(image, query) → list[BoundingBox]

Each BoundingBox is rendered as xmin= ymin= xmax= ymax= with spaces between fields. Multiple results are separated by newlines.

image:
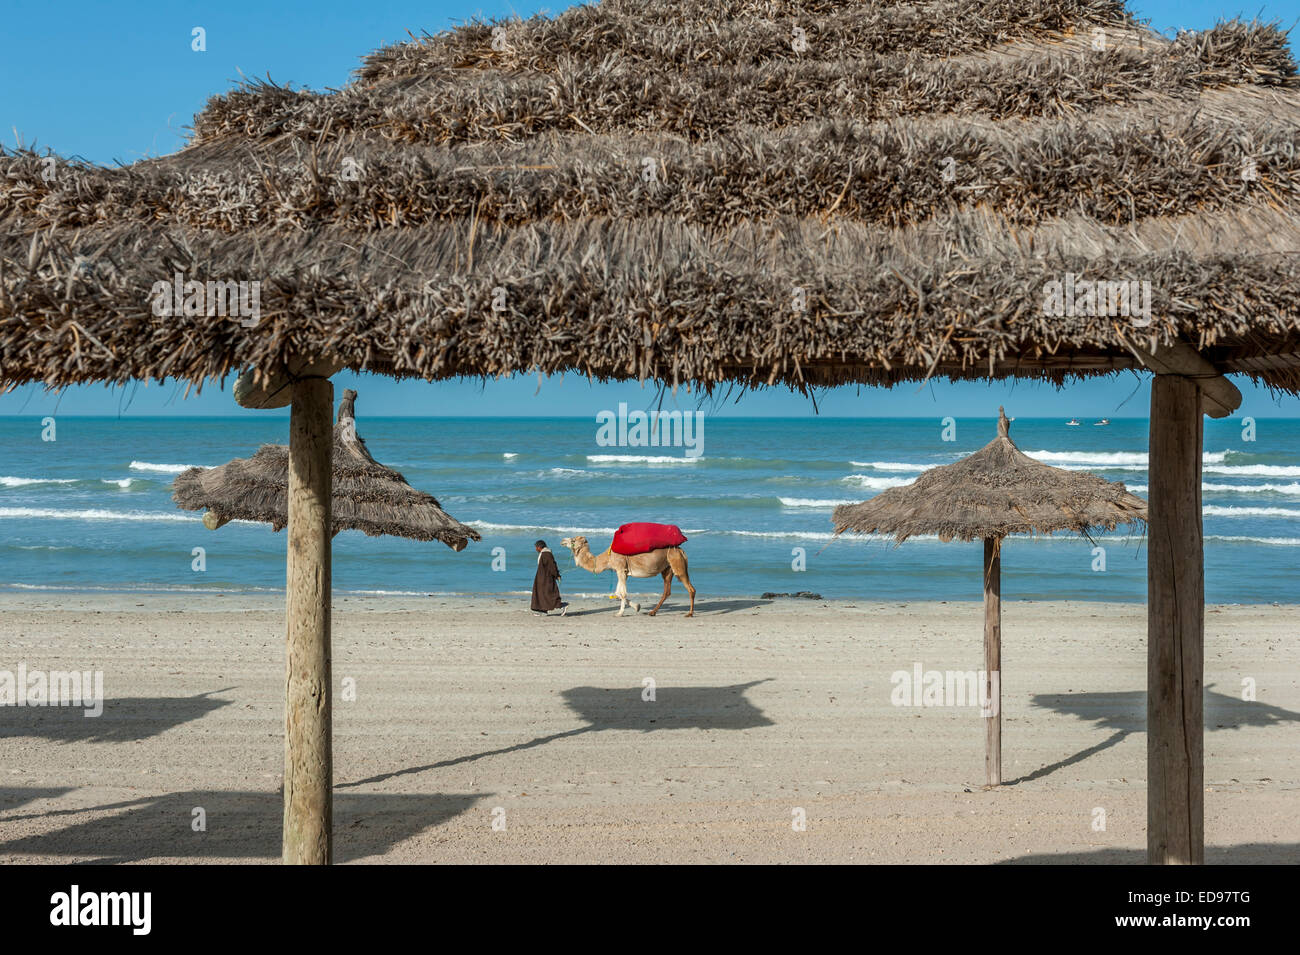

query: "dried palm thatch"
xmin=831 ymin=407 xmax=1148 ymax=542
xmin=2 ymin=0 xmax=1299 ymax=393
xmin=172 ymin=389 xmax=481 ymax=550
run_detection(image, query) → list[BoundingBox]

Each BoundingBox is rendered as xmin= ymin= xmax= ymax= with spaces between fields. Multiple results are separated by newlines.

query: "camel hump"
xmin=611 ymin=523 xmax=688 ymax=556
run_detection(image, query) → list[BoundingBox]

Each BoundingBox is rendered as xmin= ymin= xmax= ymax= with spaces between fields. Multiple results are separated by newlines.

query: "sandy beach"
xmin=1 ymin=592 xmax=1296 ymax=864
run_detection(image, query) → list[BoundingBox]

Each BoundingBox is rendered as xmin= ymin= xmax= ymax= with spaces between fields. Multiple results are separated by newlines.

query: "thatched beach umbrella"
xmin=3 ymin=0 xmax=1298 ymax=863
xmin=173 ymin=388 xmax=480 ymax=549
xmin=172 ymin=388 xmax=477 ymax=858
xmin=833 ymin=408 xmax=1146 ymax=787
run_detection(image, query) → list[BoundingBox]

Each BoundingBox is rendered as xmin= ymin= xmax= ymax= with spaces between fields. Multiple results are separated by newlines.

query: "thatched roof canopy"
xmin=832 ymin=407 xmax=1147 ymax=542
xmin=172 ymin=389 xmax=481 ymax=550
xmin=3 ymin=0 xmax=1300 ymax=392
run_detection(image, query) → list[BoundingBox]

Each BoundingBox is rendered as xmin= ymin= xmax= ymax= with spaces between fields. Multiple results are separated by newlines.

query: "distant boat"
xmin=1094 ymin=418 xmax=1111 ymax=426
xmin=1067 ymin=418 xmax=1081 ymax=426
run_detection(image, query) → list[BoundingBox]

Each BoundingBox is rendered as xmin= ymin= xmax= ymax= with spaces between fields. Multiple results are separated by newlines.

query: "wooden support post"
xmin=283 ymin=376 xmax=334 ymax=865
xmin=202 ymin=511 xmax=231 ymax=531
xmin=983 ymin=536 xmax=1002 ymax=787
xmin=1147 ymin=375 xmax=1204 ymax=864
xmin=1129 ymin=342 xmax=1241 ymax=420
xmin=234 ymin=359 xmax=343 ymax=410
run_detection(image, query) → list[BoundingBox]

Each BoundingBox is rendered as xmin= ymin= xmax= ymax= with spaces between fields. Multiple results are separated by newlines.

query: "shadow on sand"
xmin=554 ymin=598 xmax=771 ymax=616
xmin=997 ymin=843 xmax=1300 ymax=864
xmin=0 ymin=787 xmax=76 ymax=812
xmin=1005 ymin=685 xmax=1300 ymax=785
xmin=339 ymin=679 xmax=775 ymax=789
xmin=0 ymin=689 xmax=234 ymax=744
xmin=689 ymin=598 xmax=772 ymax=614
xmin=0 ymin=788 xmax=486 ymax=863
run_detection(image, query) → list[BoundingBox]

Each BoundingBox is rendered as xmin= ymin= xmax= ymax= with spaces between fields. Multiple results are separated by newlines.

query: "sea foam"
xmin=587 ymin=454 xmax=701 ymax=464
xmin=129 ymin=461 xmax=205 ymax=474
xmin=1025 ymin=450 xmax=1230 ymax=466
xmin=0 ymin=476 xmax=77 ymax=487
xmin=1131 ymin=483 xmax=1300 ymax=495
xmin=1202 ymin=506 xmax=1300 ymax=519
xmin=848 ymin=461 xmax=925 ymax=471
xmin=1203 ymin=464 xmax=1300 ymax=478
xmin=779 ymin=498 xmax=859 ymax=508
xmin=842 ymin=475 xmax=913 ymax=490
xmin=0 ymin=507 xmax=194 ymax=523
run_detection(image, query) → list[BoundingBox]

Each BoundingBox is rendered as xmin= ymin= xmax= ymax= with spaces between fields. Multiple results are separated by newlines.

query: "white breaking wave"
xmin=1204 ymin=465 xmax=1300 ymax=478
xmin=843 ymin=474 xmax=914 ymax=490
xmin=1200 ymin=482 xmax=1300 ymax=495
xmin=102 ymin=478 xmax=134 ymax=489
xmin=727 ymin=529 xmax=840 ymax=541
xmin=470 ymin=521 xmax=621 ymax=536
xmin=548 ymin=467 xmax=592 ymax=477
xmin=129 ymin=461 xmax=205 ymax=474
xmin=1131 ymin=484 xmax=1300 ymax=497
xmin=1026 ymin=450 xmax=1151 ymax=466
xmin=779 ymin=498 xmax=858 ymax=508
xmin=848 ymin=461 xmax=925 ymax=471
xmin=1025 ymin=450 xmax=1230 ymax=466
xmin=502 ymin=452 xmax=518 ymax=459
xmin=1206 ymin=535 xmax=1300 ymax=546
xmin=1058 ymin=464 xmax=1148 ymax=472
xmin=0 ymin=476 xmax=77 ymax=487
xmin=2 ymin=582 xmax=282 ymax=593
xmin=0 ymin=507 xmax=195 ymax=523
xmin=341 ymin=589 xmax=436 ymax=596
xmin=587 ymin=454 xmax=701 ymax=464
xmin=1202 ymin=506 xmax=1300 ymax=519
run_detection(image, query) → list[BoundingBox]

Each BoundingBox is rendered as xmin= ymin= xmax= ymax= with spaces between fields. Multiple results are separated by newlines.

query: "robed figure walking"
xmin=532 ymin=540 xmax=565 ymax=614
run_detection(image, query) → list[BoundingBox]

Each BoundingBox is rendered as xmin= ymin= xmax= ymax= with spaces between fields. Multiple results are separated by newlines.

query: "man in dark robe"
xmin=532 ymin=540 xmax=565 ymax=615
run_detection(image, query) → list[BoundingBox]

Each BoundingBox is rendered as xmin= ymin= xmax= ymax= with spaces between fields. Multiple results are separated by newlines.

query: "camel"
xmin=560 ymin=535 xmax=696 ymax=617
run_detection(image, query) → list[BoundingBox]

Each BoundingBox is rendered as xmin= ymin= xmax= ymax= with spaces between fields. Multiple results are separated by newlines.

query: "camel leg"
xmin=615 ymin=569 xmax=639 ymax=616
xmin=670 ymin=549 xmax=696 ymax=617
xmin=647 ymin=568 xmax=672 ymax=616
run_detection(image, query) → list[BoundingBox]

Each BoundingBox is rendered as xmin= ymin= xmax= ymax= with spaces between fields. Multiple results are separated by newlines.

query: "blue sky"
xmin=2 ymin=0 xmax=1297 ymax=417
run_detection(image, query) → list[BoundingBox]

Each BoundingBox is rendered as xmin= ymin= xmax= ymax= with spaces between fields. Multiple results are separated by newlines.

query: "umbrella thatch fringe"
xmin=172 ymin=390 xmax=481 ymax=549
xmin=4 ymin=210 xmax=1298 ymax=391
xmin=831 ymin=408 xmax=1148 ymax=542
xmin=351 ymin=0 xmax=1132 ymax=83
xmin=7 ymin=110 xmax=1300 ymax=232
xmin=182 ymin=22 xmax=1295 ymax=150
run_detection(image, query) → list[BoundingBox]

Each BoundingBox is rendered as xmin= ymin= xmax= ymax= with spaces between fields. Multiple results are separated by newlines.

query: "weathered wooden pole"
xmin=983 ymin=536 xmax=1002 ymax=787
xmin=1131 ymin=336 xmax=1240 ymax=864
xmin=1147 ymin=374 xmax=1204 ymax=864
xmin=283 ymin=376 xmax=334 ymax=864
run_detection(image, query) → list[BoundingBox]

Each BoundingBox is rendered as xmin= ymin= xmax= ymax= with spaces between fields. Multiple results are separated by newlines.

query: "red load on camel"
xmin=610 ymin=522 xmax=688 ymax=556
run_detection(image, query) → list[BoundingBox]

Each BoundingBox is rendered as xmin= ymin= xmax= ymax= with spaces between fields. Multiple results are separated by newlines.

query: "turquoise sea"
xmin=0 ymin=415 xmax=1297 ymax=604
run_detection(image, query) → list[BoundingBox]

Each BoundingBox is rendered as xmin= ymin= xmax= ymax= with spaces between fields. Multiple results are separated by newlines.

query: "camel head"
xmin=560 ymin=536 xmax=587 ymax=554
xmin=560 ymin=536 xmax=600 ymax=573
